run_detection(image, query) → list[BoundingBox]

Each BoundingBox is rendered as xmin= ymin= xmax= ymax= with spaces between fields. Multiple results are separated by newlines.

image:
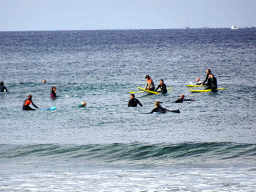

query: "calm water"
xmin=0 ymin=28 xmax=256 ymax=191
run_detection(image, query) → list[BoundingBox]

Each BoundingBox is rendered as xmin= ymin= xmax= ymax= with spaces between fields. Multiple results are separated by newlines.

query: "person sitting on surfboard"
xmin=22 ymin=95 xmax=40 ymax=110
xmin=128 ymin=94 xmax=143 ymax=107
xmin=0 ymin=82 xmax=7 ymax=92
xmin=207 ymin=74 xmax=217 ymax=91
xmin=201 ymin=69 xmax=212 ymax=85
xmin=154 ymin=79 xmax=167 ymax=94
xmin=51 ymin=86 xmax=57 ymax=98
xmin=150 ymin=101 xmax=180 ymax=114
xmin=78 ymin=101 xmax=87 ymax=108
xmin=174 ymin=95 xmax=195 ymax=103
xmin=145 ymin=75 xmax=155 ymax=91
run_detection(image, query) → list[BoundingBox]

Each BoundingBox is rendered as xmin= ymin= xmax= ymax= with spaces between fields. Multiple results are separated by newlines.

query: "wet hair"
xmin=52 ymin=86 xmax=56 ymax=91
xmin=160 ymin=79 xmax=163 ymax=82
xmin=0 ymin=82 xmax=3 ymax=86
xmin=28 ymin=95 xmax=32 ymax=100
xmin=207 ymin=69 xmax=211 ymax=73
xmin=131 ymin=94 xmax=135 ymax=98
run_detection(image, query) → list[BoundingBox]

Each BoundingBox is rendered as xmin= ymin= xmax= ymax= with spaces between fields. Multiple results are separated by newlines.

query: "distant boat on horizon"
xmin=231 ymin=25 xmax=239 ymax=30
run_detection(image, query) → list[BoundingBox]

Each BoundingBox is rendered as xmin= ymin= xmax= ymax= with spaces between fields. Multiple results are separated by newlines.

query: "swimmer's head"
xmin=0 ymin=82 xmax=3 ymax=86
xmin=82 ymin=101 xmax=86 ymax=106
xmin=130 ymin=94 xmax=135 ymax=98
xmin=145 ymin=75 xmax=150 ymax=79
xmin=206 ymin=69 xmax=211 ymax=74
xmin=52 ymin=86 xmax=56 ymax=91
xmin=42 ymin=79 xmax=46 ymax=83
xmin=181 ymin=94 xmax=185 ymax=99
xmin=196 ymin=78 xmax=200 ymax=82
xmin=28 ymin=95 xmax=32 ymax=100
xmin=160 ymin=79 xmax=164 ymax=84
xmin=155 ymin=101 xmax=162 ymax=107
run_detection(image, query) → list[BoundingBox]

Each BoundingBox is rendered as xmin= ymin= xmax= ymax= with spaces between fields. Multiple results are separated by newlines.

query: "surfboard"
xmin=137 ymin=87 xmax=159 ymax=94
xmin=38 ymin=106 xmax=57 ymax=111
xmin=186 ymin=84 xmax=206 ymax=87
xmin=189 ymin=88 xmax=227 ymax=92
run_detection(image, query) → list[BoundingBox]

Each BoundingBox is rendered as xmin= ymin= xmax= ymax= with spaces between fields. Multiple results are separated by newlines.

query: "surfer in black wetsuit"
xmin=150 ymin=101 xmax=180 ymax=114
xmin=0 ymin=82 xmax=7 ymax=92
xmin=174 ymin=95 xmax=195 ymax=103
xmin=207 ymin=74 xmax=217 ymax=91
xmin=154 ymin=79 xmax=167 ymax=94
xmin=22 ymin=95 xmax=40 ymax=110
xmin=51 ymin=87 xmax=57 ymax=98
xmin=128 ymin=94 xmax=143 ymax=107
xmin=201 ymin=69 xmax=211 ymax=85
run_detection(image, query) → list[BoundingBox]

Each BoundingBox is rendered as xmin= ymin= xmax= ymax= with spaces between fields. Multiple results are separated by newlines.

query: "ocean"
xmin=0 ymin=28 xmax=256 ymax=191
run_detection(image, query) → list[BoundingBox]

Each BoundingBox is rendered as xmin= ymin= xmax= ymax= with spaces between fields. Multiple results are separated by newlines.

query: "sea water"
xmin=0 ymin=28 xmax=256 ymax=191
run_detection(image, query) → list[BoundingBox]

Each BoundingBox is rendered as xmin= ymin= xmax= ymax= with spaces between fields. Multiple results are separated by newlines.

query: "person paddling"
xmin=174 ymin=95 xmax=195 ymax=103
xmin=22 ymin=95 xmax=40 ymax=110
xmin=150 ymin=101 xmax=180 ymax=114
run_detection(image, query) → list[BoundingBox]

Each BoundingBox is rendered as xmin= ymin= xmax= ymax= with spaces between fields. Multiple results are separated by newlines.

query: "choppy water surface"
xmin=0 ymin=28 xmax=256 ymax=191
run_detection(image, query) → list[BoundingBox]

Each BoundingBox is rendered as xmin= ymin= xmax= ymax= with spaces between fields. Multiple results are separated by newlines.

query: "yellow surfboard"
xmin=189 ymin=87 xmax=227 ymax=92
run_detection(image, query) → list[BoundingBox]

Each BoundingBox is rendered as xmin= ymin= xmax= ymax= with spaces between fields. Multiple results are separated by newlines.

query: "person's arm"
xmin=154 ymin=85 xmax=160 ymax=92
xmin=4 ymin=86 xmax=7 ymax=92
xmin=184 ymin=99 xmax=195 ymax=101
xmin=128 ymin=100 xmax=131 ymax=107
xmin=137 ymin=99 xmax=143 ymax=107
xmin=202 ymin=74 xmax=208 ymax=85
xmin=166 ymin=109 xmax=180 ymax=113
xmin=31 ymin=101 xmax=39 ymax=109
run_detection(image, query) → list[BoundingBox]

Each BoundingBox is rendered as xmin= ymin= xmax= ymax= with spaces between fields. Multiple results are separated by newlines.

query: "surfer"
xmin=51 ymin=87 xmax=57 ymax=98
xmin=78 ymin=101 xmax=87 ymax=108
xmin=22 ymin=95 xmax=40 ymax=110
xmin=207 ymin=74 xmax=217 ymax=91
xmin=145 ymin=75 xmax=155 ymax=91
xmin=154 ymin=79 xmax=167 ymax=93
xmin=150 ymin=101 xmax=180 ymax=114
xmin=201 ymin=69 xmax=212 ymax=85
xmin=196 ymin=78 xmax=203 ymax=85
xmin=128 ymin=94 xmax=143 ymax=107
xmin=0 ymin=82 xmax=7 ymax=92
xmin=174 ymin=95 xmax=195 ymax=103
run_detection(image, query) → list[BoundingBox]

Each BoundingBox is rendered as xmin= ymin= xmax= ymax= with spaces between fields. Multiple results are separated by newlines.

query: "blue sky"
xmin=1 ymin=0 xmax=256 ymax=31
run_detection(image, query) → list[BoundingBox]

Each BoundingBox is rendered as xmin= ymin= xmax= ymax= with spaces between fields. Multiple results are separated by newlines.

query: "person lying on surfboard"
xmin=22 ymin=95 xmax=40 ymax=110
xmin=150 ymin=101 xmax=180 ymax=114
xmin=128 ymin=94 xmax=143 ymax=107
xmin=145 ymin=75 xmax=155 ymax=91
xmin=154 ymin=79 xmax=167 ymax=94
xmin=174 ymin=95 xmax=195 ymax=103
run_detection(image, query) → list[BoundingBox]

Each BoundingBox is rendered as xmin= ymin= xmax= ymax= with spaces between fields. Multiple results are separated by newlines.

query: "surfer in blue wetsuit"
xmin=154 ymin=79 xmax=167 ymax=93
xmin=174 ymin=95 xmax=195 ymax=103
xmin=128 ymin=94 xmax=143 ymax=107
xmin=150 ymin=101 xmax=180 ymax=114
xmin=23 ymin=95 xmax=40 ymax=110
xmin=0 ymin=82 xmax=7 ymax=92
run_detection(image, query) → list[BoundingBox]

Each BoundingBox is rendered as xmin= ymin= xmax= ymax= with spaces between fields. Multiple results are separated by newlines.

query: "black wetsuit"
xmin=150 ymin=106 xmax=167 ymax=114
xmin=202 ymin=74 xmax=209 ymax=85
xmin=155 ymin=83 xmax=167 ymax=93
xmin=128 ymin=98 xmax=143 ymax=107
xmin=51 ymin=90 xmax=56 ymax=98
xmin=0 ymin=85 xmax=7 ymax=92
xmin=175 ymin=98 xmax=194 ymax=103
xmin=22 ymin=99 xmax=39 ymax=110
xmin=207 ymin=76 xmax=217 ymax=91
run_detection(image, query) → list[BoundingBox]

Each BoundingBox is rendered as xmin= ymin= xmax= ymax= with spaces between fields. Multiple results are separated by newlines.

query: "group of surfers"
xmin=1 ymin=69 xmax=217 ymax=113
xmin=128 ymin=69 xmax=217 ymax=113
